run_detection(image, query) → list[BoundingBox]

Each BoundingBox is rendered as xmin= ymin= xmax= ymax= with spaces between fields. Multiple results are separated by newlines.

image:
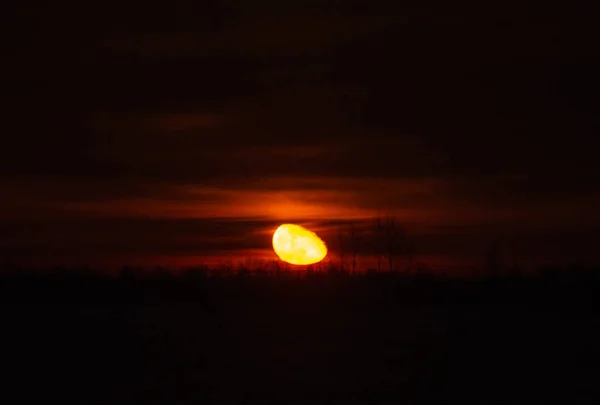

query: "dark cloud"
xmin=3 ymin=1 xmax=599 ymax=269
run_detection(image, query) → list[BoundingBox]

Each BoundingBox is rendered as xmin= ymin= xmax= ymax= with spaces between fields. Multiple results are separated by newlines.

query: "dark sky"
xmin=2 ymin=1 xmax=599 ymax=270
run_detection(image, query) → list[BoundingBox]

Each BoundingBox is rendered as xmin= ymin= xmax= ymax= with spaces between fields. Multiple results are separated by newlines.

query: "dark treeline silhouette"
xmin=334 ymin=215 xmax=415 ymax=273
xmin=1 ymin=262 xmax=599 ymax=312
xmin=2 ymin=262 xmax=599 ymax=404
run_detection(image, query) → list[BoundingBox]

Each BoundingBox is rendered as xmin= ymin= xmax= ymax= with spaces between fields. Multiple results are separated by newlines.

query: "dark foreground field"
xmin=1 ymin=272 xmax=599 ymax=404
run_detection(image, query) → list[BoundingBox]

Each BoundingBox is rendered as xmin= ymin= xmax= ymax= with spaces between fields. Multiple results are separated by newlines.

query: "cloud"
xmin=103 ymin=15 xmax=390 ymax=57
xmin=3 ymin=2 xmax=599 ymax=269
xmin=93 ymin=112 xmax=224 ymax=133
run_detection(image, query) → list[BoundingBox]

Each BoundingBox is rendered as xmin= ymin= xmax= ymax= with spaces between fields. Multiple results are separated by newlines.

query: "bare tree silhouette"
xmin=349 ymin=222 xmax=358 ymax=275
xmin=385 ymin=216 xmax=399 ymax=272
xmin=336 ymin=221 xmax=361 ymax=274
xmin=371 ymin=216 xmax=405 ymax=272
xmin=373 ymin=217 xmax=384 ymax=272
xmin=485 ymin=242 xmax=504 ymax=277
xmin=404 ymin=238 xmax=417 ymax=273
xmin=338 ymin=227 xmax=346 ymax=273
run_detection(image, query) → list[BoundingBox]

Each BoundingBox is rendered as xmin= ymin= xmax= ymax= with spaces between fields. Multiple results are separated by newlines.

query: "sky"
xmin=2 ymin=1 xmax=599 ymax=271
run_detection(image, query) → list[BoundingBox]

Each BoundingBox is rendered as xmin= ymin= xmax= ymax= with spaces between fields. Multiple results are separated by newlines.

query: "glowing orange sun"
xmin=272 ymin=224 xmax=328 ymax=265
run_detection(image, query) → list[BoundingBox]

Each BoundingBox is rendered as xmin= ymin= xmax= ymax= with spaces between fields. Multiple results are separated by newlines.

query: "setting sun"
xmin=272 ymin=224 xmax=327 ymax=265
